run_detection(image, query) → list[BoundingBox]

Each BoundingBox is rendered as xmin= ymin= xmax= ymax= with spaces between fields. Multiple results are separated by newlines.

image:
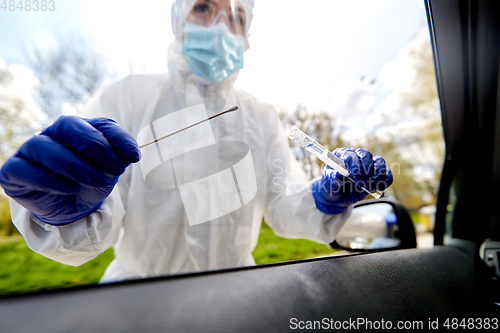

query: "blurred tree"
xmin=25 ymin=35 xmax=113 ymax=124
xmin=370 ymin=29 xmax=445 ymax=210
xmin=0 ymin=59 xmax=42 ymax=163
xmin=279 ymin=104 xmax=345 ymax=180
xmin=0 ymin=58 xmax=43 ymax=236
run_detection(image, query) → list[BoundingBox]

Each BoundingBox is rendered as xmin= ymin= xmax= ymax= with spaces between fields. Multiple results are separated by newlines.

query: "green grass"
xmin=253 ymin=222 xmax=338 ymax=264
xmin=0 ymin=222 xmax=337 ymax=296
xmin=0 ymin=236 xmax=114 ymax=296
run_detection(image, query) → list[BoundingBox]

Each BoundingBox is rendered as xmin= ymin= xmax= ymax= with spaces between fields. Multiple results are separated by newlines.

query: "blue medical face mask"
xmin=182 ymin=22 xmax=245 ymax=83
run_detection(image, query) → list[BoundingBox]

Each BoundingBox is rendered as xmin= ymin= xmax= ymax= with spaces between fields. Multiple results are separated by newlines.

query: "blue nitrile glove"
xmin=312 ymin=148 xmax=393 ymax=214
xmin=0 ymin=116 xmax=141 ymax=225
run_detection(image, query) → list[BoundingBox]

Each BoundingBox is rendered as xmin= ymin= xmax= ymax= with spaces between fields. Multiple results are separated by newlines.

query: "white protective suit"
xmin=10 ymin=0 xmax=352 ymax=283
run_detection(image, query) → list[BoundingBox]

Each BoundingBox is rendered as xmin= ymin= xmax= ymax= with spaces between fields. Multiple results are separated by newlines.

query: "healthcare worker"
xmin=0 ymin=0 xmax=392 ymax=283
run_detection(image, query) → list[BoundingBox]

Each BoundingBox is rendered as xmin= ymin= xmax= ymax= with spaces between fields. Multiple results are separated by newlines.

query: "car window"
xmin=0 ymin=0 xmax=443 ymax=296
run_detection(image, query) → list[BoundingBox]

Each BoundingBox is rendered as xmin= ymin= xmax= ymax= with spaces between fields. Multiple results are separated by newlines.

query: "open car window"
xmin=0 ymin=0 xmax=443 ymax=296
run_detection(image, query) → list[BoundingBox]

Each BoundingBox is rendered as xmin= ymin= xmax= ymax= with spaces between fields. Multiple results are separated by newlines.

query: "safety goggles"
xmin=186 ymin=0 xmax=247 ymax=36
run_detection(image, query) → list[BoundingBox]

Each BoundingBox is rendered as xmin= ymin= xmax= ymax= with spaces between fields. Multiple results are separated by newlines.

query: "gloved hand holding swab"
xmin=288 ymin=127 xmax=386 ymax=199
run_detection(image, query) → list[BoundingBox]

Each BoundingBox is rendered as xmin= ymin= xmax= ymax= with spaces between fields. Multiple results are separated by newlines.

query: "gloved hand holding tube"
xmin=0 ymin=116 xmax=141 ymax=225
xmin=312 ymin=148 xmax=393 ymax=215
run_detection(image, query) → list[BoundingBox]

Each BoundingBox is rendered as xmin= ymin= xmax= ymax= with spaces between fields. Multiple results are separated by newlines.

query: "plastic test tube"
xmin=288 ymin=127 xmax=385 ymax=199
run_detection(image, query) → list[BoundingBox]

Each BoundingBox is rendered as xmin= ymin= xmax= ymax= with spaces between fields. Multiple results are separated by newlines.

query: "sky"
xmin=0 ymin=0 xmax=428 ymax=118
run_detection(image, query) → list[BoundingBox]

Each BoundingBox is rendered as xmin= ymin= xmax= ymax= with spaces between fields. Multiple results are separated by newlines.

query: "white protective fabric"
xmin=10 ymin=0 xmax=352 ymax=283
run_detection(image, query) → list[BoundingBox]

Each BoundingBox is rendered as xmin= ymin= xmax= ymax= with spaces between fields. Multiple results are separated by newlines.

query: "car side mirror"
xmin=330 ymin=199 xmax=417 ymax=252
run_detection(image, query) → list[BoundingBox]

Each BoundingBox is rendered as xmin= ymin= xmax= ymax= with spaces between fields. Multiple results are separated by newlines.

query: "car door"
xmin=0 ymin=0 xmax=498 ymax=332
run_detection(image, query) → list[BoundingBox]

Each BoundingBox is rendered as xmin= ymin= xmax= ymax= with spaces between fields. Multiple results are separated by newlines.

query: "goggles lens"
xmin=187 ymin=0 xmax=247 ymax=36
